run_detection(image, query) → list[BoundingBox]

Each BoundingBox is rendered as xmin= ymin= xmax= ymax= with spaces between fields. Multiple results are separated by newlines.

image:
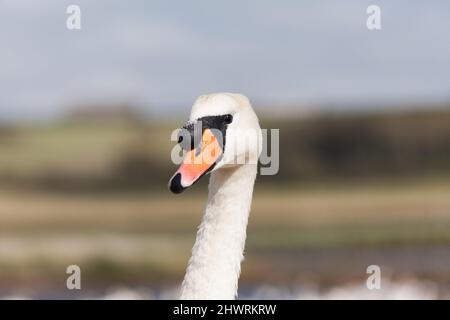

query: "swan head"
xmin=169 ymin=92 xmax=262 ymax=194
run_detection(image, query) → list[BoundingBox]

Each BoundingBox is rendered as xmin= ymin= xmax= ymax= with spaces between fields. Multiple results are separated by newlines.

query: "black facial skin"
xmin=177 ymin=114 xmax=233 ymax=152
xmin=169 ymin=114 xmax=233 ymax=194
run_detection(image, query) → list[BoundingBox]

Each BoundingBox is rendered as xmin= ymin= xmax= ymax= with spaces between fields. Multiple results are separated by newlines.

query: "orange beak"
xmin=169 ymin=129 xmax=223 ymax=193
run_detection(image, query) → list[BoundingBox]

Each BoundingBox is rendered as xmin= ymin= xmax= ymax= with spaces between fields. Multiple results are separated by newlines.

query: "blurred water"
xmin=1 ymin=279 xmax=448 ymax=300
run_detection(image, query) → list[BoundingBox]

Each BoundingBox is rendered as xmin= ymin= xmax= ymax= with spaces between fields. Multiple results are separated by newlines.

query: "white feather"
xmin=180 ymin=93 xmax=261 ymax=299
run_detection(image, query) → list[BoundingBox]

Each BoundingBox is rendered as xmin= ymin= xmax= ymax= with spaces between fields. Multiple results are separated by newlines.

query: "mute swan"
xmin=168 ymin=93 xmax=262 ymax=299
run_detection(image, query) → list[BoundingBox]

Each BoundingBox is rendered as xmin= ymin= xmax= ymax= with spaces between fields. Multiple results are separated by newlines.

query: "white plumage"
xmin=176 ymin=93 xmax=261 ymax=299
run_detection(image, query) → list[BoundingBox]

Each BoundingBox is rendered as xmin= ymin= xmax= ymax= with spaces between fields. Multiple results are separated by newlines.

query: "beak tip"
xmin=168 ymin=173 xmax=186 ymax=194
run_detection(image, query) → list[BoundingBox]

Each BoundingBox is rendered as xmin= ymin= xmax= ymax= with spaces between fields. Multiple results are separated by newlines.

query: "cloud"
xmin=0 ymin=0 xmax=449 ymax=120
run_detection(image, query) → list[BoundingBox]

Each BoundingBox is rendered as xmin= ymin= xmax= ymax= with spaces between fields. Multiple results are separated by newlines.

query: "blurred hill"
xmin=271 ymin=106 xmax=450 ymax=184
xmin=0 ymin=105 xmax=449 ymax=193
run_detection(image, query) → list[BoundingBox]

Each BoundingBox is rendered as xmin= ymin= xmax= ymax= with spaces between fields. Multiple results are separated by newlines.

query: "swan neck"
xmin=180 ymin=164 xmax=257 ymax=299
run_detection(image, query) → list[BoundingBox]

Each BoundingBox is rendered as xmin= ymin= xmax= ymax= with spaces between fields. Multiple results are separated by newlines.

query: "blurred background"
xmin=1 ymin=0 xmax=450 ymax=299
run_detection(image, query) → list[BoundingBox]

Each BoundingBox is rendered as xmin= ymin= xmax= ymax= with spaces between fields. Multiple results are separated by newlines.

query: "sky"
xmin=1 ymin=0 xmax=450 ymax=121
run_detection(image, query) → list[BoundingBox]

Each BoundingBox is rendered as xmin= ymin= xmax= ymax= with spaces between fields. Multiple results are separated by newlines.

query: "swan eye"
xmin=224 ymin=114 xmax=233 ymax=124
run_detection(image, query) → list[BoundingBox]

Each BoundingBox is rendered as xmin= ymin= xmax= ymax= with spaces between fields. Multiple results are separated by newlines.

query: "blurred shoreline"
xmin=1 ymin=104 xmax=450 ymax=299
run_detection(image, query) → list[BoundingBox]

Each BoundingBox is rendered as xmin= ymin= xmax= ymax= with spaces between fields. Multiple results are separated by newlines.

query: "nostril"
xmin=169 ymin=173 xmax=185 ymax=194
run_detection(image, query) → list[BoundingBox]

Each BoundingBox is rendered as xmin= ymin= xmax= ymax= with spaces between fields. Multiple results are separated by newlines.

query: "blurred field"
xmin=1 ymin=107 xmax=450 ymax=297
